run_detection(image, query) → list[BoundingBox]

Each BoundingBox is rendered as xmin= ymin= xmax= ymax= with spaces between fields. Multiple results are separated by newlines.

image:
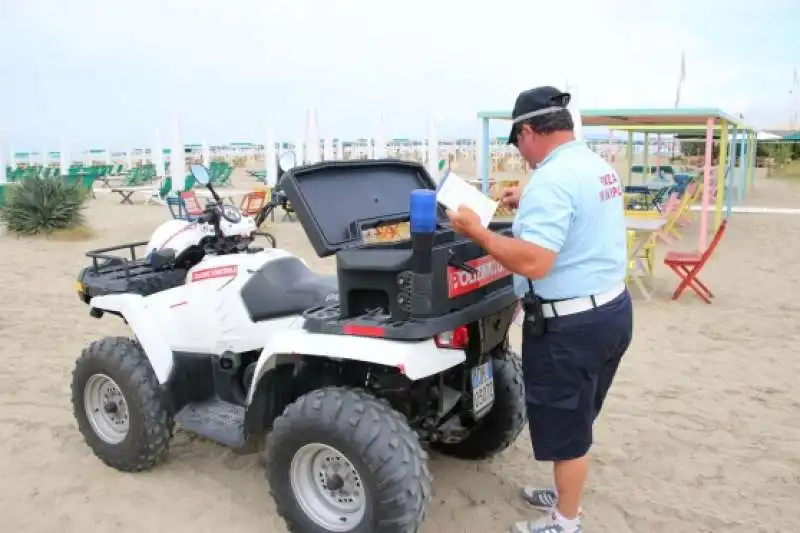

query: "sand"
xmin=1 ymin=169 xmax=798 ymax=533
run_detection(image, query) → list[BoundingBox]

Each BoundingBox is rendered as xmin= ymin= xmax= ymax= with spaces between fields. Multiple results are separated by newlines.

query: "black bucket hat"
xmin=508 ymin=86 xmax=571 ymax=145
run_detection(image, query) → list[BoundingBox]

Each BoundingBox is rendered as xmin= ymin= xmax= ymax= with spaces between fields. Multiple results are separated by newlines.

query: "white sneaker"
xmin=520 ymin=487 xmax=557 ymax=511
xmin=509 ymin=511 xmax=581 ymax=533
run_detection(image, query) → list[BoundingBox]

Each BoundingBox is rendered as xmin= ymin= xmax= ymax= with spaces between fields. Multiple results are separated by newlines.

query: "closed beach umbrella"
xmin=374 ymin=115 xmax=386 ymax=159
xmin=170 ymin=120 xmax=186 ymax=193
xmin=305 ymin=108 xmax=321 ymax=164
xmin=426 ymin=118 xmax=439 ymax=180
xmin=265 ymin=130 xmax=278 ymax=186
xmin=202 ymin=140 xmax=211 ymax=167
xmin=153 ymin=129 xmax=166 ymax=178
xmin=59 ymin=139 xmax=70 ymax=175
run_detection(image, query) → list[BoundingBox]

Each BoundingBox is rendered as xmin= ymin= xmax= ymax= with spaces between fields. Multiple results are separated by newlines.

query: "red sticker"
xmin=447 ymin=255 xmax=510 ymax=298
xmin=191 ymin=265 xmax=238 ymax=282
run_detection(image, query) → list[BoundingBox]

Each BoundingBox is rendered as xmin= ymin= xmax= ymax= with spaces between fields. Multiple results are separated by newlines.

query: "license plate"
xmin=471 ymin=362 xmax=495 ymax=415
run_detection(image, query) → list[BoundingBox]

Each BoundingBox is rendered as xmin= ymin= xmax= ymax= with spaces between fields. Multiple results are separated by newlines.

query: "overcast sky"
xmin=0 ymin=0 xmax=797 ymax=150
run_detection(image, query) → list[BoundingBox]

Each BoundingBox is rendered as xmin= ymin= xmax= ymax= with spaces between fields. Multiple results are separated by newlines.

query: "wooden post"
xmin=715 ymin=120 xmax=729 ymax=230
xmin=626 ymin=131 xmax=633 ymax=185
xmin=699 ymin=118 xmax=715 ymax=250
xmin=736 ymin=130 xmax=747 ymax=204
xmin=726 ymin=127 xmax=737 ymax=219
xmin=745 ymin=132 xmax=756 ymax=192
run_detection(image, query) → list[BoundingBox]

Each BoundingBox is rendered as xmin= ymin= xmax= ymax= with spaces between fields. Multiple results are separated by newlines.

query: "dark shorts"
xmin=522 ymin=289 xmax=633 ymax=461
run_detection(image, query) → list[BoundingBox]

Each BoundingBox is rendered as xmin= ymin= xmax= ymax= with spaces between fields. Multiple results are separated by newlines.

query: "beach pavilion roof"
xmin=477 ymin=107 xmax=758 ymax=134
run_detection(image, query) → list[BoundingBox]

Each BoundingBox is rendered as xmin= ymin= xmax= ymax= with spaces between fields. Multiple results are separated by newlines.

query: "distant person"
xmin=447 ymin=86 xmax=633 ymax=533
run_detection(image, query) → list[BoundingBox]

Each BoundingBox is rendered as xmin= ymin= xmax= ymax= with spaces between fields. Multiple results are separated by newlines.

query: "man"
xmin=447 ymin=86 xmax=633 ymax=533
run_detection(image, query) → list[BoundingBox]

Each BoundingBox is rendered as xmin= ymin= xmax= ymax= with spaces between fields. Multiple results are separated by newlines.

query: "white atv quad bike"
xmin=72 ymin=160 xmax=526 ymax=533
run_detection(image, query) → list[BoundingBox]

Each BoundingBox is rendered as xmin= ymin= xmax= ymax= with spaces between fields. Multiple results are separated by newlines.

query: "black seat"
xmin=240 ymin=256 xmax=339 ymax=322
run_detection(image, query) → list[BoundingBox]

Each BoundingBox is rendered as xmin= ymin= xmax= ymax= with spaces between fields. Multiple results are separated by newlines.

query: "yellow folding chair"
xmin=675 ymin=180 xmax=704 ymax=229
xmin=626 ymin=229 xmax=657 ymax=279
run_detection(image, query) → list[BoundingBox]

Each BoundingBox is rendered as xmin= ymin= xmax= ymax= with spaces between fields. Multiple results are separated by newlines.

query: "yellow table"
xmin=626 ymin=217 xmax=665 ymax=299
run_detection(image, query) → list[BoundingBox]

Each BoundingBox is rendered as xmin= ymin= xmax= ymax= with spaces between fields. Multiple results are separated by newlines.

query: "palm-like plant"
xmin=0 ymin=176 xmax=90 ymax=235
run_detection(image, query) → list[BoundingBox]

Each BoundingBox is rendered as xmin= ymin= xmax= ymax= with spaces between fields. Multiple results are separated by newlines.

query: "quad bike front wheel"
xmin=265 ymin=387 xmax=432 ymax=533
xmin=433 ymin=350 xmax=526 ymax=459
xmin=71 ymin=336 xmax=173 ymax=472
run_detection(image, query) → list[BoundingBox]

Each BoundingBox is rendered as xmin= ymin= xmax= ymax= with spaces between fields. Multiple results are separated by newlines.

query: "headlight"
xmin=221 ymin=205 xmax=242 ymax=222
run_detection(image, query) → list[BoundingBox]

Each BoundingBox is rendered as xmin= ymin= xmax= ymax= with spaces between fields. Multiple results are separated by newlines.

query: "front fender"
xmin=89 ymin=294 xmax=174 ymax=384
xmin=246 ymin=329 xmax=465 ymax=404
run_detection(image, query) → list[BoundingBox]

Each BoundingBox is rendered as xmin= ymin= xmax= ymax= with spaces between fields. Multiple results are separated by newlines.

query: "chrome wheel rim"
xmin=289 ymin=442 xmax=366 ymax=531
xmin=83 ymin=374 xmax=130 ymax=445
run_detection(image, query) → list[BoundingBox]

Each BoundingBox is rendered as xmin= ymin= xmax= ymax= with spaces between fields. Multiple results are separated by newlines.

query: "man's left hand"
xmin=446 ymin=206 xmax=483 ymax=239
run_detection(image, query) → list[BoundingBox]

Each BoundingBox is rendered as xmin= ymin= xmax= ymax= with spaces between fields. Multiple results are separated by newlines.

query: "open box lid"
xmin=279 ymin=159 xmax=448 ymax=257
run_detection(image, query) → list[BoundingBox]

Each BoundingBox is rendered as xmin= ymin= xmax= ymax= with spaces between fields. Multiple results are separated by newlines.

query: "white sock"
xmin=552 ymin=508 xmax=581 ymax=532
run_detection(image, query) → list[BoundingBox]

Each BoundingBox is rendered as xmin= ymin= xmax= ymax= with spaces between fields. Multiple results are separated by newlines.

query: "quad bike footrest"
xmin=174 ymin=398 xmax=246 ymax=448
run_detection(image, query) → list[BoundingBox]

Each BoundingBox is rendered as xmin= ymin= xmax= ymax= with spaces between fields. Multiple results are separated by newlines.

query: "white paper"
xmin=436 ymin=172 xmax=498 ymax=228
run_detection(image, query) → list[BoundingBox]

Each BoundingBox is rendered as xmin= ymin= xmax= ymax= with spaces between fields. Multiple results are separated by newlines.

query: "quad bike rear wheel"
xmin=265 ymin=387 xmax=432 ymax=533
xmin=71 ymin=336 xmax=173 ymax=472
xmin=433 ymin=350 xmax=526 ymax=459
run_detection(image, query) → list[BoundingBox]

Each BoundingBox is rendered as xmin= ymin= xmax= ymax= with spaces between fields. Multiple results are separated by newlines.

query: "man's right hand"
xmin=500 ymin=186 xmax=522 ymax=209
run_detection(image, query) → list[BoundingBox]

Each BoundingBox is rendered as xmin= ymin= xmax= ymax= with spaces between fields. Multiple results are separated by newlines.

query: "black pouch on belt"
xmin=521 ymin=280 xmax=547 ymax=337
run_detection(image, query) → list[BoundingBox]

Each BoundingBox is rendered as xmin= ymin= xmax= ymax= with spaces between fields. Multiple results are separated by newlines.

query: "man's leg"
xmin=521 ymin=292 xmax=633 ymax=514
xmin=513 ymin=326 xmax=592 ymax=533
xmin=553 ymin=456 xmax=588 ymax=519
xmin=594 ymin=293 xmax=633 ymax=419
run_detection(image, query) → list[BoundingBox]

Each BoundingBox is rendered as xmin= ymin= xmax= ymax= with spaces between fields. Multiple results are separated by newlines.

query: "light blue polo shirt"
xmin=511 ymin=140 xmax=627 ymax=300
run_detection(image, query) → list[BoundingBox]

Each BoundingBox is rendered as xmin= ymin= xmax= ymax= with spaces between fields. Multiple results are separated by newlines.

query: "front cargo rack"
xmin=85 ymin=241 xmax=151 ymax=278
xmin=78 ymin=241 xmax=187 ymax=301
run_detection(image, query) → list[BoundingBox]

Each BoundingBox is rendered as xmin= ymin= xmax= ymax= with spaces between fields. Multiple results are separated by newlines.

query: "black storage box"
xmin=279 ymin=159 xmax=518 ymax=339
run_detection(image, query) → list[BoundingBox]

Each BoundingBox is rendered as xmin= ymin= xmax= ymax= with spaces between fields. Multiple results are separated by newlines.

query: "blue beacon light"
xmin=409 ymin=189 xmax=436 ymax=277
xmin=410 ymin=189 xmax=437 ymax=235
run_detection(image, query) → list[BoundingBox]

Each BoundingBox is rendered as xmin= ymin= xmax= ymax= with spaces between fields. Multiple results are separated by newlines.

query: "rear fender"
xmin=89 ymin=294 xmax=174 ymax=383
xmin=246 ymin=329 xmax=465 ymax=404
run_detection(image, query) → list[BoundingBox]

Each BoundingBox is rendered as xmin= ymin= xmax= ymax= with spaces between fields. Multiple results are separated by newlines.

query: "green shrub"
xmin=0 ymin=176 xmax=90 ymax=235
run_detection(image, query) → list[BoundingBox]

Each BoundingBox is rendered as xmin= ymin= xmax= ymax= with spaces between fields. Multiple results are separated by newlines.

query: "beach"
xmin=0 ymin=168 xmax=798 ymax=533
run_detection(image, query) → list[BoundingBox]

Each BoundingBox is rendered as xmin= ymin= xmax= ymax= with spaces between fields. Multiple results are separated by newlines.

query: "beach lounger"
xmin=166 ymin=196 xmax=201 ymax=222
xmin=247 ymin=169 xmax=267 ymax=180
xmin=211 ymin=165 xmax=233 ymax=187
xmin=240 ymin=190 xmax=267 ymax=217
xmin=62 ymin=174 xmax=98 ymax=199
xmin=179 ymin=191 xmax=205 ymax=217
xmin=110 ymin=186 xmax=154 ymax=204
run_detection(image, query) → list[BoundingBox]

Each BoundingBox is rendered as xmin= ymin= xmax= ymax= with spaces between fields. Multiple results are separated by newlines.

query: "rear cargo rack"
xmin=301 ymin=285 xmax=517 ymax=340
xmin=85 ymin=241 xmax=150 ymax=279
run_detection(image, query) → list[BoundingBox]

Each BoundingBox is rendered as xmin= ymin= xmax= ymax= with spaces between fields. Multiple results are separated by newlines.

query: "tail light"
xmin=434 ymin=326 xmax=469 ymax=349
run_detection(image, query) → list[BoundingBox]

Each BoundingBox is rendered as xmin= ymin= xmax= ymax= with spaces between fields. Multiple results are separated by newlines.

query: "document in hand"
xmin=436 ymin=172 xmax=498 ymax=228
